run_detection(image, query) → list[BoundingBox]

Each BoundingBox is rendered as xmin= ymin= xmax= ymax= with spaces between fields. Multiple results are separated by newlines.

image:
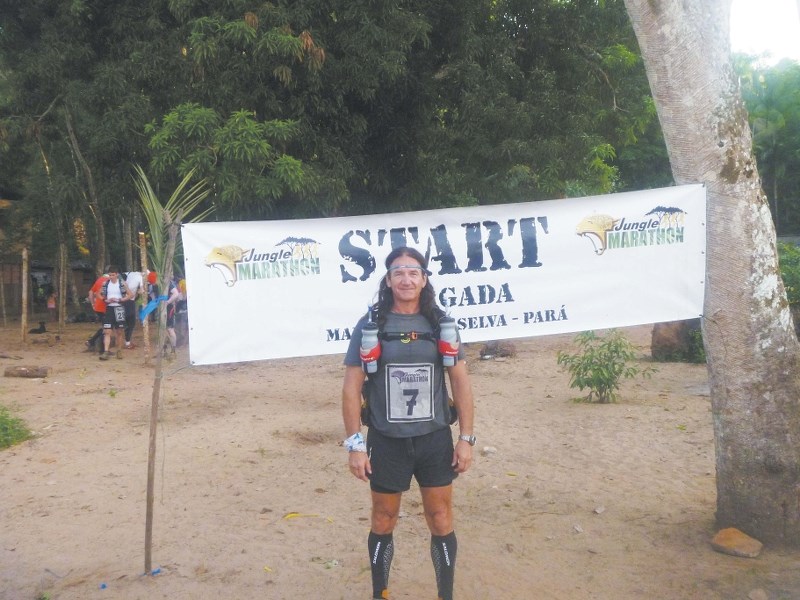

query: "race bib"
xmin=385 ymin=363 xmax=434 ymax=423
xmin=113 ymin=305 xmax=126 ymax=323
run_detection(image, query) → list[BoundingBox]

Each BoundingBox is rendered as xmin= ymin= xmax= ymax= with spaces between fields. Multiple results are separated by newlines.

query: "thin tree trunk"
xmin=64 ymin=107 xmax=107 ymax=275
xmin=34 ymin=123 xmax=70 ymax=325
xmin=59 ymin=243 xmax=68 ymax=331
xmin=624 ymin=0 xmax=800 ymax=545
xmin=123 ymin=212 xmax=134 ymax=271
xmin=144 ymin=219 xmax=179 ymax=574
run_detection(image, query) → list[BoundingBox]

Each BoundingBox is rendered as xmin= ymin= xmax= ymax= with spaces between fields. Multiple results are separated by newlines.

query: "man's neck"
xmin=391 ymin=301 xmax=420 ymax=315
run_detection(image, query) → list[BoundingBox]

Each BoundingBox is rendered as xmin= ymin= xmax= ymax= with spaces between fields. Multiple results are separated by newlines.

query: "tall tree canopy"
xmin=1 ymin=0 xmax=669 ymax=270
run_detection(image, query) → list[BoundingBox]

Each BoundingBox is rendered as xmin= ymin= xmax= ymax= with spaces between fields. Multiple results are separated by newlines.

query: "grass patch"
xmin=0 ymin=405 xmax=32 ymax=449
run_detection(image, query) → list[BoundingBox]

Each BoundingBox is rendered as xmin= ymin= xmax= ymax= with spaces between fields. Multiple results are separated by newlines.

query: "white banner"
xmin=182 ymin=184 xmax=706 ymax=365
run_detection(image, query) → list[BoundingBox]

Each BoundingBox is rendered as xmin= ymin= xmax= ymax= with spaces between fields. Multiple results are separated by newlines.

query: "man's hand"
xmin=348 ymin=451 xmax=372 ymax=482
xmin=452 ymin=440 xmax=473 ymax=473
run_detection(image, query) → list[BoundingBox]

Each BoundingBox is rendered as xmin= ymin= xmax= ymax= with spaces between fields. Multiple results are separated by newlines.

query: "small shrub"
xmin=0 ymin=405 xmax=32 ymax=449
xmin=556 ymin=329 xmax=656 ymax=403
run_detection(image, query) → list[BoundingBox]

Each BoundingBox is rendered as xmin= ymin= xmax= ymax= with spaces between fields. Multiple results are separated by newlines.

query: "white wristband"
xmin=344 ymin=432 xmax=367 ymax=453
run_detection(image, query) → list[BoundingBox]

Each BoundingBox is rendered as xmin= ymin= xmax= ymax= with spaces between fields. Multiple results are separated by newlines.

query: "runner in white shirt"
xmin=99 ymin=266 xmax=133 ymax=360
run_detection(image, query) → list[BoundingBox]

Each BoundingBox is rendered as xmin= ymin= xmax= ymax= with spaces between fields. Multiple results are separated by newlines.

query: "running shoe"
xmin=99 ymin=352 xmax=111 ymax=361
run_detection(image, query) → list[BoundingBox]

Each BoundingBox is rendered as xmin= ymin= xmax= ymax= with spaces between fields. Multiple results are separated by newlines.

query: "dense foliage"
xmin=4 ymin=1 xmax=795 ymax=275
xmin=735 ymin=56 xmax=800 ymax=236
xmin=778 ymin=241 xmax=800 ymax=308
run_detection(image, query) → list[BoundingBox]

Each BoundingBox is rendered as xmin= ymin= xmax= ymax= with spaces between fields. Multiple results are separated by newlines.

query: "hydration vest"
xmin=101 ymin=278 xmax=129 ymax=302
xmin=361 ymin=312 xmax=457 ymax=429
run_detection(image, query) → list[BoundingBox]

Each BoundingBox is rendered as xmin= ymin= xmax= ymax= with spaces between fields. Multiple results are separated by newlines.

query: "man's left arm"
xmin=448 ymin=360 xmax=475 ymax=473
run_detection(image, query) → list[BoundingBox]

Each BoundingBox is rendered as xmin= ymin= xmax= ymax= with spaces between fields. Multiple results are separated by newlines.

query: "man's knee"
xmin=371 ymin=496 xmax=401 ymax=533
xmin=424 ymin=505 xmax=453 ymax=534
xmin=372 ymin=508 xmax=399 ymax=532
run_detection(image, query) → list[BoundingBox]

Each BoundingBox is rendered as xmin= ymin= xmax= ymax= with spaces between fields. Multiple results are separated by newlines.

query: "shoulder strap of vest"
xmin=102 ymin=278 xmax=128 ymax=297
xmin=378 ymin=331 xmax=437 ymax=343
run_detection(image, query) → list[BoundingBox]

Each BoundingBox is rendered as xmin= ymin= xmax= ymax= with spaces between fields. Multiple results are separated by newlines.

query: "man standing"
xmin=122 ymin=270 xmax=143 ymax=349
xmin=163 ymin=276 xmax=182 ymax=359
xmin=85 ymin=270 xmax=109 ymax=353
xmin=99 ymin=266 xmax=132 ymax=360
xmin=342 ymin=247 xmax=476 ymax=600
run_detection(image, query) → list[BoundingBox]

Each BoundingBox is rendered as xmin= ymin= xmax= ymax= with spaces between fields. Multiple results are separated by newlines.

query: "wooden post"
xmin=21 ymin=248 xmax=28 ymax=342
xmin=139 ymin=232 xmax=151 ymax=365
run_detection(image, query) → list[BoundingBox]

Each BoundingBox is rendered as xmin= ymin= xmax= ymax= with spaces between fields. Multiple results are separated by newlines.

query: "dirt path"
xmin=1 ymin=322 xmax=799 ymax=599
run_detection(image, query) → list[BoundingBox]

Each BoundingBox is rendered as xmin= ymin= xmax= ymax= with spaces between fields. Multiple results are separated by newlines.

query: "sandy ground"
xmin=1 ymin=320 xmax=800 ymax=600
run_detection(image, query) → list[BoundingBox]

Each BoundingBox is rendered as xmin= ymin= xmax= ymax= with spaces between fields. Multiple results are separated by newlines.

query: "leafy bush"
xmin=0 ymin=405 xmax=32 ymax=449
xmin=556 ymin=329 xmax=655 ymax=403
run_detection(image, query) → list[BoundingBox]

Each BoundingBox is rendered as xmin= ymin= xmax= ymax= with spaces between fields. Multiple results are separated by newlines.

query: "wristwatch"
xmin=458 ymin=434 xmax=477 ymax=446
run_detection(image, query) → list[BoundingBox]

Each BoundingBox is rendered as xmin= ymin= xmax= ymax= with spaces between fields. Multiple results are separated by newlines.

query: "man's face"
xmin=108 ymin=272 xmax=119 ymax=281
xmin=386 ymin=256 xmax=427 ymax=303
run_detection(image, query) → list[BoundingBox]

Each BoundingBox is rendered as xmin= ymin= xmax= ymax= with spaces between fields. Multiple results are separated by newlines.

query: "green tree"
xmin=736 ymin=57 xmax=800 ymax=235
xmin=379 ymin=0 xmax=670 ymax=208
xmin=0 ymin=0 xmax=168 ymax=271
xmin=2 ymin=0 xmax=675 ymax=267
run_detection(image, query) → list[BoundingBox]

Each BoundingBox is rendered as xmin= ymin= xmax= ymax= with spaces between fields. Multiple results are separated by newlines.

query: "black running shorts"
xmin=103 ymin=305 xmax=126 ymax=329
xmin=367 ymin=427 xmax=456 ymax=493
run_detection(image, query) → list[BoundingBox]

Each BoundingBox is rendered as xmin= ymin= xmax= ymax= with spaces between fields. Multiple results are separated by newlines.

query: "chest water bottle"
xmin=360 ymin=322 xmax=381 ymax=373
xmin=438 ymin=316 xmax=459 ymax=367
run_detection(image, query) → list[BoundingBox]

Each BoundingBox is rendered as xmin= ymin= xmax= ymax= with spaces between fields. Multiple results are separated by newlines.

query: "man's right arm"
xmin=342 ymin=365 xmax=371 ymax=481
xmin=342 ymin=365 xmax=366 ymax=438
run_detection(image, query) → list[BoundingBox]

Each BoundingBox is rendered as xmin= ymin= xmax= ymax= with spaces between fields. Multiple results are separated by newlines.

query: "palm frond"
xmin=132 ymin=164 xmax=213 ymax=277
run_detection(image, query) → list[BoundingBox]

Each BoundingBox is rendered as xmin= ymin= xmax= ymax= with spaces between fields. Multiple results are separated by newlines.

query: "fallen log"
xmin=4 ymin=366 xmax=51 ymax=378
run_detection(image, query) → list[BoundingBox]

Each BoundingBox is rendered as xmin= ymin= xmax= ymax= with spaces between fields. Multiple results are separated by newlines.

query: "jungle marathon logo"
xmin=205 ymin=237 xmax=321 ymax=287
xmin=576 ymin=206 xmax=686 ymax=255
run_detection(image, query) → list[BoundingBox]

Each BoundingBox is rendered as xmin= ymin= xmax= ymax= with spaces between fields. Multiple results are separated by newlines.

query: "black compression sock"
xmin=368 ymin=531 xmax=394 ymax=599
xmin=430 ymin=531 xmax=457 ymax=600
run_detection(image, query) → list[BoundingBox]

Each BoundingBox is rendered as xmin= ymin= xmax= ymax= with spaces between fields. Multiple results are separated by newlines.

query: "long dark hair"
xmin=372 ymin=246 xmax=444 ymax=330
